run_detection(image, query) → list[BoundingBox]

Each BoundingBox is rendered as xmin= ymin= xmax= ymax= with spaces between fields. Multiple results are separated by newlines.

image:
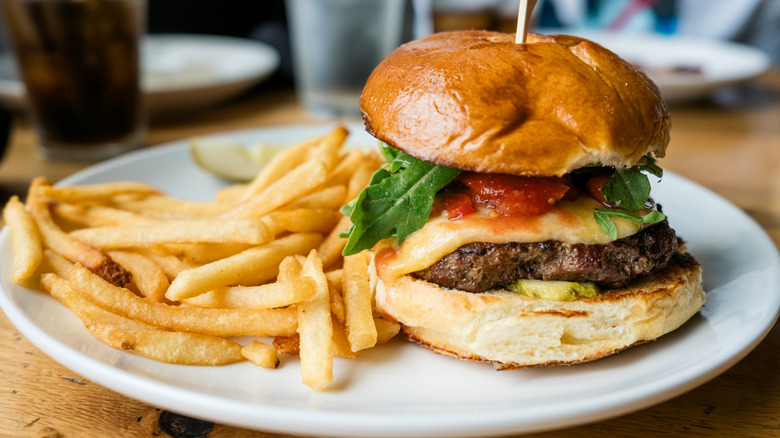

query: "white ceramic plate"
xmin=0 ymin=34 xmax=279 ymax=114
xmin=563 ymin=32 xmax=772 ymax=103
xmin=1 ymin=124 xmax=779 ymax=437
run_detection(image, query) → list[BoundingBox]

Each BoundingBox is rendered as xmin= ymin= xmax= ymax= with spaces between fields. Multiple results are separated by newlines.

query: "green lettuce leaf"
xmin=340 ymin=144 xmax=461 ymax=256
xmin=594 ymin=208 xmax=666 ymax=240
xmin=595 ymin=156 xmax=666 ymax=239
xmin=603 ymin=168 xmax=652 ymax=211
xmin=636 ymin=155 xmax=663 ymax=178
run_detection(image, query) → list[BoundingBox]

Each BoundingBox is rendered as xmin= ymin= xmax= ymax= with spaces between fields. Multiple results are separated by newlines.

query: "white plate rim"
xmin=1 ymin=123 xmax=778 ymax=437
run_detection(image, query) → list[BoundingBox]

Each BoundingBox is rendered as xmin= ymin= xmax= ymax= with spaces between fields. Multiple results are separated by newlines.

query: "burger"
xmin=340 ymin=31 xmax=705 ymax=369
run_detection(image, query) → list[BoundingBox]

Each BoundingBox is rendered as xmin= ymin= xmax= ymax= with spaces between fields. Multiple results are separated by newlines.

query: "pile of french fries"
xmin=2 ymin=125 xmax=399 ymax=391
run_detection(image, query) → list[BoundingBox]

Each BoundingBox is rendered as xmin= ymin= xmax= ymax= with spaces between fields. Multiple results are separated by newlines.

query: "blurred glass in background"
xmin=1 ymin=0 xmax=146 ymax=161
xmin=286 ymin=0 xmax=405 ymax=117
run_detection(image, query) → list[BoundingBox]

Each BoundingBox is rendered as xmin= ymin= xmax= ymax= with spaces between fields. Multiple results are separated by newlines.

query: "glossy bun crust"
xmin=360 ymin=31 xmax=671 ymax=176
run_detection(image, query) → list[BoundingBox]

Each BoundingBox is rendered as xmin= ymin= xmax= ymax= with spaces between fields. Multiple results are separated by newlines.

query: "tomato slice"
xmin=445 ymin=192 xmax=475 ymax=220
xmin=457 ymin=172 xmax=571 ymax=216
xmin=584 ymin=169 xmax=616 ymax=207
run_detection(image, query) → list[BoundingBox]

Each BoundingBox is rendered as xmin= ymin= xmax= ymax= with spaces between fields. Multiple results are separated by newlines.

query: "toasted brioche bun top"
xmin=360 ymin=31 xmax=671 ymax=177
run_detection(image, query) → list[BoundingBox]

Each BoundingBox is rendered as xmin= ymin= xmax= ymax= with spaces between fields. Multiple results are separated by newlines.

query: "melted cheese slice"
xmin=375 ymin=194 xmax=647 ymax=283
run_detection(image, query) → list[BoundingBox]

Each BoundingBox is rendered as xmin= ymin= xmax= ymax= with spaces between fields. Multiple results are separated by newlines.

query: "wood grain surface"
xmin=1 ymin=71 xmax=779 ymax=438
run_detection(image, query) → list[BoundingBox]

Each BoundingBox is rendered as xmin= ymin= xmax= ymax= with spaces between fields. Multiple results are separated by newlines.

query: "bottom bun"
xmin=375 ymin=252 xmax=704 ymax=369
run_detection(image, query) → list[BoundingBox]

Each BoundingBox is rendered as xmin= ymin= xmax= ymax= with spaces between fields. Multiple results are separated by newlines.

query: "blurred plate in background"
xmin=560 ymin=31 xmax=772 ymax=103
xmin=0 ymin=34 xmax=279 ymax=115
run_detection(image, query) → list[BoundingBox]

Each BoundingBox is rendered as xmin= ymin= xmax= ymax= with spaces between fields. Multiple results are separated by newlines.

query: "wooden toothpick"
xmin=515 ymin=0 xmax=538 ymax=43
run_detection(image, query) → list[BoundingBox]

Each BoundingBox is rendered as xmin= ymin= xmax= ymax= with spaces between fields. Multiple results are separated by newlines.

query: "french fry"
xmin=365 ymin=149 xmax=386 ymax=170
xmin=283 ymin=185 xmax=347 ymax=211
xmin=278 ymin=255 xmax=302 ymax=282
xmin=3 ymin=127 xmax=394 ymax=389
xmin=165 ymin=233 xmax=323 ymax=301
xmin=214 ymin=183 xmax=247 ymax=204
xmin=325 ymin=269 xmax=343 ymax=289
xmin=108 ymin=250 xmax=170 ymax=302
xmin=237 ymin=126 xmax=347 ymax=203
xmin=237 ymin=137 xmax=323 ymax=203
xmin=43 ymin=273 xmax=152 ymax=330
xmin=274 ymin=316 xmax=399 ymax=359
xmin=52 ymin=203 xmax=156 ymax=228
xmin=297 ymin=250 xmax=333 ymax=391
xmin=114 ymin=195 xmax=231 ymax=219
xmin=42 ymin=181 xmax=159 ymax=204
xmin=326 ymin=149 xmax=382 ymax=189
xmin=271 ymin=317 xmax=361 ymax=359
xmin=135 ymin=249 xmax=195 ymax=280
xmin=326 ymin=272 xmax=346 ymax=324
xmin=293 ymin=254 xmax=308 ymax=266
xmin=41 ymin=273 xmax=245 ymax=365
xmin=3 ymin=196 xmax=43 ymax=283
xmin=220 ymin=159 xmax=328 ymax=219
xmin=261 ymin=209 xmax=341 ymax=236
xmin=342 ymin=251 xmax=377 ymax=352
xmin=27 ymin=178 xmax=104 ymax=269
xmin=241 ymin=340 xmax=280 ymax=369
xmin=317 ymin=215 xmax=352 ymax=270
xmin=26 ymin=178 xmax=132 ymax=287
xmin=272 ymin=334 xmax=299 ymax=355
xmin=375 ymin=316 xmax=401 ymax=345
xmin=69 ymin=264 xmax=297 ymax=337
xmin=324 ymin=149 xmax=365 ymax=187
xmin=308 ymin=125 xmax=348 ymax=172
xmin=347 ymin=162 xmax=377 ymax=200
xmin=40 ymin=249 xmax=75 ymax=279
xmin=162 ymin=242 xmax=254 ymax=265
xmin=331 ymin=318 xmax=360 ymax=359
xmin=182 ymin=277 xmax=316 ymax=309
xmin=81 ymin=313 xmax=246 ymax=365
xmin=70 ymin=218 xmax=272 ymax=248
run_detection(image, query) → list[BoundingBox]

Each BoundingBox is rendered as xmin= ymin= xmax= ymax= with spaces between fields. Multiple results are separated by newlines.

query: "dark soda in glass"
xmin=2 ymin=0 xmax=145 ymax=160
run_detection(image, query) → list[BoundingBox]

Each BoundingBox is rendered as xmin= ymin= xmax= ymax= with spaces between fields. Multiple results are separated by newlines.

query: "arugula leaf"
xmin=379 ymin=141 xmax=401 ymax=162
xmin=595 ymin=155 xmax=666 ymax=239
xmin=636 ymin=155 xmax=663 ymax=178
xmin=594 ymin=208 xmax=666 ymax=240
xmin=594 ymin=210 xmax=619 ymax=240
xmin=603 ymin=168 xmax=651 ymax=211
xmin=341 ymin=146 xmax=461 ymax=256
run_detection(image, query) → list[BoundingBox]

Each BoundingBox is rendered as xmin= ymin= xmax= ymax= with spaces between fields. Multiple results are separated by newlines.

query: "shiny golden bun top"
xmin=360 ymin=31 xmax=670 ymax=176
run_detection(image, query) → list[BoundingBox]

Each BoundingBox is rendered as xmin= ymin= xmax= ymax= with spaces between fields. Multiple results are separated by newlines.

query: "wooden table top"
xmin=1 ymin=71 xmax=779 ymax=437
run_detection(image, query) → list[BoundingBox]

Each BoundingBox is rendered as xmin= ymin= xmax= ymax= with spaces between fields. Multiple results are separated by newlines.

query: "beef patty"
xmin=412 ymin=220 xmax=678 ymax=292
